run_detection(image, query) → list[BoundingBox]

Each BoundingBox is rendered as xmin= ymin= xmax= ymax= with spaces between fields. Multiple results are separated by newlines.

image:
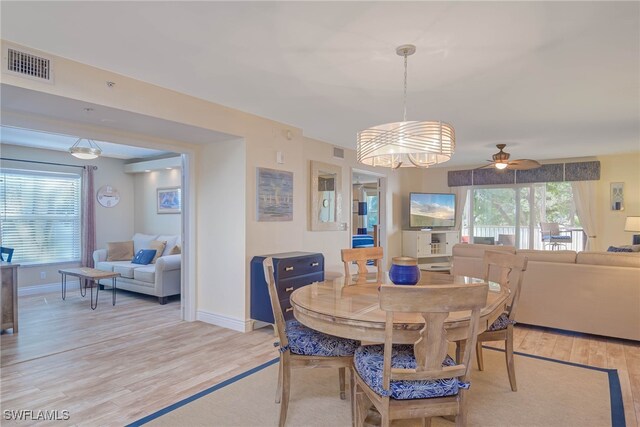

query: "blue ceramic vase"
xmin=389 ymin=257 xmax=421 ymax=285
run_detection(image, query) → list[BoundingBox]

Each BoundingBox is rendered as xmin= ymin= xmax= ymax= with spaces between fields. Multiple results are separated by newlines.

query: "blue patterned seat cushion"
xmin=354 ymin=345 xmax=469 ymax=400
xmin=488 ymin=312 xmax=515 ymax=331
xmin=550 ymin=235 xmax=571 ymax=240
xmin=284 ymin=320 xmax=359 ymax=357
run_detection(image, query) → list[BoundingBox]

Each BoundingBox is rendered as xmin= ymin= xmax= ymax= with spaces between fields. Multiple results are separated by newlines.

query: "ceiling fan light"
xmin=69 ymin=138 xmax=102 ymax=160
xmin=495 ymin=162 xmax=508 ymax=170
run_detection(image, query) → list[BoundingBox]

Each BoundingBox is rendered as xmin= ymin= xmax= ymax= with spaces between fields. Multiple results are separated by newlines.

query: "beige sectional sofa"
xmin=451 ymin=243 xmax=640 ymax=341
xmin=93 ymin=233 xmax=181 ymax=304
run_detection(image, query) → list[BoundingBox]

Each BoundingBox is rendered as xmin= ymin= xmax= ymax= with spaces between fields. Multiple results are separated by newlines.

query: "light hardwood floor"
xmin=1 ymin=289 xmax=638 ymax=426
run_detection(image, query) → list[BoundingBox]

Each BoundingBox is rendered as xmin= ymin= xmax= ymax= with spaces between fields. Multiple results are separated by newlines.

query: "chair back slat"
xmin=379 ymin=283 xmax=488 ymax=385
xmin=482 ymin=251 xmax=528 ymax=321
xmin=262 ymin=257 xmax=288 ymax=348
xmin=341 ymin=247 xmax=383 ymax=285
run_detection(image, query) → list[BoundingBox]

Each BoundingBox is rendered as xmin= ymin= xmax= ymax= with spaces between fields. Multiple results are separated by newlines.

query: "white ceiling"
xmin=0 ymin=84 xmax=236 ymax=159
xmin=1 ymin=2 xmax=638 ymax=167
xmin=0 ymin=126 xmax=167 ymax=159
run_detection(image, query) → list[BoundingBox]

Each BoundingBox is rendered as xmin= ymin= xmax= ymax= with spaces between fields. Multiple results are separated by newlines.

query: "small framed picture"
xmin=610 ymin=182 xmax=624 ymax=211
xmin=157 ymin=187 xmax=181 ymax=214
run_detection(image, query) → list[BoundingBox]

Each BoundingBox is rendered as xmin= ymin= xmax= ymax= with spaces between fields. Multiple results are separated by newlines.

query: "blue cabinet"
xmin=250 ymin=252 xmax=324 ymax=324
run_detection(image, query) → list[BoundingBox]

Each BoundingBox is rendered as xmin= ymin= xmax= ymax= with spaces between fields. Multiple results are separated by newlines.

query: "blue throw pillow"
xmin=132 ymin=249 xmax=157 ymax=265
xmin=607 ymin=246 xmax=633 ymax=253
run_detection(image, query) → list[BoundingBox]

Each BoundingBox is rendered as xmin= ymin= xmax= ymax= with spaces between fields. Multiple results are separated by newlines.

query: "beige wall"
xmin=133 ymin=168 xmax=181 ymax=236
xmin=0 ymin=143 xmax=135 ymax=287
xmin=596 ymin=152 xmax=640 ymax=249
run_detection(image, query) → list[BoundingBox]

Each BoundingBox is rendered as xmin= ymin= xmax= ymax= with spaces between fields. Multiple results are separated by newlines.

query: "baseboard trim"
xmin=196 ymin=309 xmax=252 ymax=332
xmin=18 ymin=283 xmax=60 ymax=296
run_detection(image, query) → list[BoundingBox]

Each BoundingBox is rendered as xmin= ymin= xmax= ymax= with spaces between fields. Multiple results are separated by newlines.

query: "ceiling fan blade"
xmin=474 ymin=161 xmax=496 ymax=170
xmin=507 ymin=159 xmax=541 ymax=170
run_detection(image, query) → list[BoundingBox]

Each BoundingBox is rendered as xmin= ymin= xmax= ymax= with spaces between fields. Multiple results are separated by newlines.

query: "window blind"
xmin=0 ymin=169 xmax=81 ymax=264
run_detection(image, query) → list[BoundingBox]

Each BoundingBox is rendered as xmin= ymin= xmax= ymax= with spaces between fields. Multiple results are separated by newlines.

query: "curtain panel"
xmin=81 ymin=166 xmax=97 ymax=267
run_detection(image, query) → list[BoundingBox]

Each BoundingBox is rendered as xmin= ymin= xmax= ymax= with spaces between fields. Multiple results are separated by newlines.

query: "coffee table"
xmin=59 ymin=268 xmax=120 ymax=310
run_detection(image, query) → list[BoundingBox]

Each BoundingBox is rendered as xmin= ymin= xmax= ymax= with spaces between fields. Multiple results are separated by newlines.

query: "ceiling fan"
xmin=478 ymin=144 xmax=541 ymax=170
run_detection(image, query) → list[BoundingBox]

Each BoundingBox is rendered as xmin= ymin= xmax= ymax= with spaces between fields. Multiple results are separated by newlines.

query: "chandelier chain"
xmin=403 ymin=52 xmax=408 ymax=122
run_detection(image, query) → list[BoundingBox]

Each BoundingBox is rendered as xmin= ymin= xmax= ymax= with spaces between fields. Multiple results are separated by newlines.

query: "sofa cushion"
xmin=516 ymin=249 xmax=577 ymax=264
xmin=157 ymin=235 xmax=179 ymax=256
xmin=95 ymin=261 xmax=115 ymax=272
xmin=107 ymin=241 xmax=134 ymax=261
xmin=169 ymin=244 xmax=181 ymax=255
xmin=132 ymin=249 xmax=157 ymax=265
xmin=133 ymin=265 xmax=156 ymax=284
xmin=148 ymin=240 xmax=167 ymax=263
xmin=133 ymin=233 xmax=159 ymax=253
xmin=452 ymin=243 xmax=515 ymax=259
xmin=113 ymin=263 xmax=139 ymax=279
xmin=620 ymin=244 xmax=640 ymax=252
xmin=576 ymin=252 xmax=640 ymax=268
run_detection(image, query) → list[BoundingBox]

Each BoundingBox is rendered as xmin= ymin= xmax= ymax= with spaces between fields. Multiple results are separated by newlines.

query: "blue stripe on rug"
xmin=484 ymin=346 xmax=626 ymax=427
xmin=129 ymin=348 xmax=626 ymax=426
xmin=126 ymin=357 xmax=279 ymax=427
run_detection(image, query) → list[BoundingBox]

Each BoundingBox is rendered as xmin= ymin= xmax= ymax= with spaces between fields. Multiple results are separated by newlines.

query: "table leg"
xmin=112 ymin=277 xmax=117 ymax=306
xmin=90 ymin=279 xmax=99 ymax=310
xmin=80 ymin=278 xmax=87 ymax=297
xmin=61 ymin=273 xmax=66 ymax=300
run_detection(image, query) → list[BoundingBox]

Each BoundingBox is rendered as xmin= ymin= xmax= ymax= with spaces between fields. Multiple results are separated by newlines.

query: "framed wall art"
xmin=256 ymin=167 xmax=293 ymax=221
xmin=610 ymin=182 xmax=624 ymax=211
xmin=157 ymin=187 xmax=181 ymax=214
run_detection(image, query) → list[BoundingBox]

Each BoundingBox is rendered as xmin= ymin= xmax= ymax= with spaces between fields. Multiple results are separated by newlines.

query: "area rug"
xmin=129 ymin=347 xmax=624 ymax=427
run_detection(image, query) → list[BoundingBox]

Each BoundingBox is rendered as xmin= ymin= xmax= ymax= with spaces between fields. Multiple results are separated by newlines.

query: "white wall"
xmin=196 ymin=138 xmax=246 ymax=326
xmin=133 ymin=168 xmax=181 ymax=235
xmin=0 ymin=143 xmax=134 ymax=287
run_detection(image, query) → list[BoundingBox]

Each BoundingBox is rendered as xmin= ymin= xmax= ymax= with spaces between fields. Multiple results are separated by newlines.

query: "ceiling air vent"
xmin=6 ymin=47 xmax=52 ymax=81
xmin=333 ymin=147 xmax=345 ymax=159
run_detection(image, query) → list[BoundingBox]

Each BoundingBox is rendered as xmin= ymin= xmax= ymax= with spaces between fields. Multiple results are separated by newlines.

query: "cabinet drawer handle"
xmin=285 ymin=266 xmax=294 ymax=272
xmin=310 ymin=262 xmax=319 ymax=267
xmin=285 ymin=307 xmax=293 ymax=313
xmin=285 ymin=287 xmax=294 ymax=292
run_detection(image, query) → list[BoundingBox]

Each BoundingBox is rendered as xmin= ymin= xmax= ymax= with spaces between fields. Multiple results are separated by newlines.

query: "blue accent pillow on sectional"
xmin=132 ymin=249 xmax=157 ymax=265
xmin=607 ymin=246 xmax=633 ymax=253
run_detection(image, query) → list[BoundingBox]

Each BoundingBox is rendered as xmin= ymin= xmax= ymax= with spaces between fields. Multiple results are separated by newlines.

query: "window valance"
xmin=447 ymin=161 xmax=600 ymax=187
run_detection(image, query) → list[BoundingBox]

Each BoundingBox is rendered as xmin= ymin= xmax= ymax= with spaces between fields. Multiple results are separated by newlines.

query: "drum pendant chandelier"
xmin=357 ymin=44 xmax=455 ymax=169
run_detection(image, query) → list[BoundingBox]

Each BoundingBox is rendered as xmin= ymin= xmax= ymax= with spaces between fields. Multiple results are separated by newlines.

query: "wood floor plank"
xmin=569 ymin=336 xmax=590 ymax=365
xmin=588 ymin=337 xmax=608 ymax=368
xmin=550 ymin=333 xmax=574 ymax=361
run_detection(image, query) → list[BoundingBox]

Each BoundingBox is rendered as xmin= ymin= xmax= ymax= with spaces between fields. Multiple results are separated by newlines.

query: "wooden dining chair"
xmin=263 ymin=257 xmax=358 ymax=427
xmin=475 ymin=250 xmax=528 ymax=391
xmin=341 ymin=247 xmax=383 ymax=286
xmin=352 ymin=282 xmax=489 ymax=427
xmin=0 ymin=247 xmax=15 ymax=263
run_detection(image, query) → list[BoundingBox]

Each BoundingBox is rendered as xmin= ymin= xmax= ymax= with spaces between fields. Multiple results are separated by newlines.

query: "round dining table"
xmin=290 ymin=272 xmax=509 ymax=344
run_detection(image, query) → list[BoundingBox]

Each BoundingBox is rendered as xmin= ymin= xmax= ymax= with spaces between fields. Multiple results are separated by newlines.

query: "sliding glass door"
xmin=463 ymin=182 xmax=582 ymax=250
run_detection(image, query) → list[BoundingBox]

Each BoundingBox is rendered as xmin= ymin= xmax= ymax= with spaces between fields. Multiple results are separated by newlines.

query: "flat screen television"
xmin=409 ymin=192 xmax=456 ymax=228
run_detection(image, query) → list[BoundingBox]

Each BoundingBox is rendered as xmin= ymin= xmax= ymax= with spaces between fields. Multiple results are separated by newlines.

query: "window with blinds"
xmin=0 ymin=169 xmax=82 ymax=264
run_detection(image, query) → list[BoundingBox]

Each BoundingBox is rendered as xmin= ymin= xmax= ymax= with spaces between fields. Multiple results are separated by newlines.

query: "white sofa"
xmin=93 ymin=233 xmax=181 ymax=304
xmin=451 ymin=243 xmax=640 ymax=341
